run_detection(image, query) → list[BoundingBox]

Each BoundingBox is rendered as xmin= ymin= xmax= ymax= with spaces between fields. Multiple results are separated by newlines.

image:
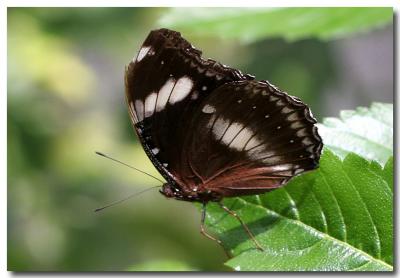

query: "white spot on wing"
xmin=152 ymin=148 xmax=160 ymax=155
xmin=134 ymin=100 xmax=144 ymax=122
xmin=235 ymin=266 xmax=241 ymax=271
xmin=276 ymin=100 xmax=285 ymax=106
xmin=296 ymin=128 xmax=307 ymax=137
xmin=290 ymin=122 xmax=303 ymax=129
xmin=169 ymin=76 xmax=194 ymax=104
xmin=144 ymin=92 xmax=157 ymax=118
xmin=245 ymin=136 xmax=261 ymax=150
xmin=156 ymin=78 xmax=175 ymax=112
xmin=212 ymin=117 xmax=230 ymax=140
xmin=206 ymin=114 xmax=216 ymax=129
xmin=287 ymin=112 xmax=300 ymax=121
xmin=202 ymin=104 xmax=216 ymax=114
xmin=230 ymin=127 xmax=254 ymax=151
xmin=269 ymin=164 xmax=293 ymax=172
xmin=302 ymin=137 xmax=313 ymax=145
xmin=221 ymin=123 xmax=243 ymax=146
xmin=137 ymin=46 xmax=150 ymax=62
xmin=269 ymin=95 xmax=279 ymax=101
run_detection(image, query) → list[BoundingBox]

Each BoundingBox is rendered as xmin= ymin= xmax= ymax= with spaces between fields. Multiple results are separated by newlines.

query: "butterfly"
xmin=124 ymin=28 xmax=323 ymax=252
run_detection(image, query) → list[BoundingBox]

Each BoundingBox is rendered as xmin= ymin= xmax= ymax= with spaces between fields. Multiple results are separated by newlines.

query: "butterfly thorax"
xmin=160 ymin=183 xmax=222 ymax=203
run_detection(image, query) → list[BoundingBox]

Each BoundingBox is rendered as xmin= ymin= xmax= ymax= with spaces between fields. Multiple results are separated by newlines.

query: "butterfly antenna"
xmin=95 ymin=151 xmax=164 ymax=184
xmin=94 ymin=185 xmax=161 ymax=212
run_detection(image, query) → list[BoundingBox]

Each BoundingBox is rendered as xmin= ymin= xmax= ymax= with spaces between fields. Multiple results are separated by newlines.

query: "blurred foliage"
xmin=7 ymin=7 xmax=392 ymax=271
xmin=159 ymin=7 xmax=393 ymax=43
xmin=127 ymin=260 xmax=195 ymax=271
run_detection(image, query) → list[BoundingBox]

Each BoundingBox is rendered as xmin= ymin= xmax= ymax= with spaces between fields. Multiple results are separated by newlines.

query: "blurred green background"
xmin=7 ymin=7 xmax=393 ymax=271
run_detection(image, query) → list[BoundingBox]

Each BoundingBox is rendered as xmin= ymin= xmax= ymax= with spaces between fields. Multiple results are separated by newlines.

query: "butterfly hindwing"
xmin=179 ymin=80 xmax=322 ymax=197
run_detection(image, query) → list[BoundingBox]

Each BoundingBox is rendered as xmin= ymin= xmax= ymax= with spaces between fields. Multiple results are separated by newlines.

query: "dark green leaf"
xmin=204 ymin=150 xmax=393 ymax=271
xmin=158 ymin=7 xmax=393 ymax=43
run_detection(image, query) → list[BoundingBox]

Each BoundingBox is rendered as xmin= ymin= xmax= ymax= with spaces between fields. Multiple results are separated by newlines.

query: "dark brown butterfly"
xmin=124 ymin=28 xmax=322 ymax=252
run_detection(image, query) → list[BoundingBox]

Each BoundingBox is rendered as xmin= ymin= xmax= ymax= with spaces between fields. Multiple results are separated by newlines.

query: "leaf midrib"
xmin=235 ymin=197 xmax=393 ymax=269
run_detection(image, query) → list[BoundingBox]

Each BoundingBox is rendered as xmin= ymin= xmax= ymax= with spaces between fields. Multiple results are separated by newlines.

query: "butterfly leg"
xmin=200 ymin=203 xmax=231 ymax=257
xmin=218 ymin=202 xmax=264 ymax=251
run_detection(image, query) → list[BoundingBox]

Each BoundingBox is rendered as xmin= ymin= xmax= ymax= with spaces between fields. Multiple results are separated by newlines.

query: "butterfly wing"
xmin=180 ymin=80 xmax=323 ymax=197
xmin=125 ymin=28 xmax=253 ymax=185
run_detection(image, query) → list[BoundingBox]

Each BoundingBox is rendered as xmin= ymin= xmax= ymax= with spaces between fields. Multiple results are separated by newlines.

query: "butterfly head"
xmin=160 ymin=183 xmax=222 ymax=203
xmin=159 ymin=183 xmax=177 ymax=198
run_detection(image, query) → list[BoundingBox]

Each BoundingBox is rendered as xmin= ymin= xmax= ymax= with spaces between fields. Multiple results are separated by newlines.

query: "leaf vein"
xmin=287 ymin=239 xmax=323 ymax=253
xmin=339 ymin=164 xmax=382 ymax=259
xmin=348 ymin=261 xmax=370 ymax=271
xmin=281 ymin=188 xmax=300 ymax=220
xmin=319 ymin=171 xmax=347 ymax=241
xmin=310 ymin=190 xmax=329 ymax=234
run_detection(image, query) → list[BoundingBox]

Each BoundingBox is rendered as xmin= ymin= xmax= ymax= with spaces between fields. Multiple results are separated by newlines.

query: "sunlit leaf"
xmin=204 ymin=150 xmax=393 ymax=271
xmin=317 ymin=102 xmax=393 ymax=165
xmin=158 ymin=7 xmax=392 ymax=43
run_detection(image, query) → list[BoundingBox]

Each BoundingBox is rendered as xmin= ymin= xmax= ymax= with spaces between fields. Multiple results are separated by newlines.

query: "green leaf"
xmin=158 ymin=7 xmax=393 ymax=43
xmin=127 ymin=260 xmax=195 ymax=271
xmin=317 ymin=102 xmax=393 ymax=165
xmin=369 ymin=157 xmax=393 ymax=193
xmin=204 ymin=150 xmax=393 ymax=271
